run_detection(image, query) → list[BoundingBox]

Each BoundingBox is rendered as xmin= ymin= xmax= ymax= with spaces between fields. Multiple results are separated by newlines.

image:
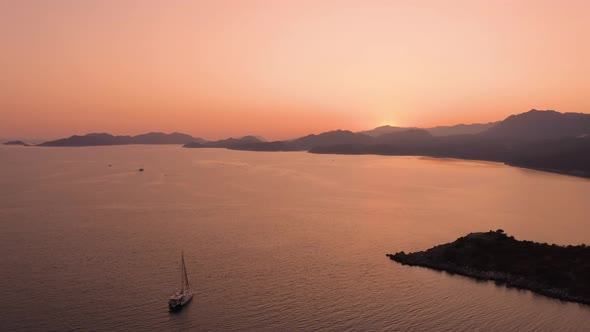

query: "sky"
xmin=1 ymin=0 xmax=589 ymax=140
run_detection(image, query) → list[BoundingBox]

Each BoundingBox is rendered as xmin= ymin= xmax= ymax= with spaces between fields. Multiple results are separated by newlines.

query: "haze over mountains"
xmin=480 ymin=110 xmax=590 ymax=141
xmin=33 ymin=117 xmax=498 ymax=148
xmin=360 ymin=122 xmax=498 ymax=137
xmin=184 ymin=136 xmax=264 ymax=149
xmin=228 ymin=109 xmax=590 ymax=177
xmin=308 ymin=110 xmax=590 ymax=177
xmin=38 ymin=132 xmax=205 ymax=146
xmin=12 ymin=109 xmax=590 ymax=177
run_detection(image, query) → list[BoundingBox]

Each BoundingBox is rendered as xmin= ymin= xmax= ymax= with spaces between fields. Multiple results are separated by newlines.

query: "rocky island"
xmin=3 ymin=140 xmax=30 ymax=146
xmin=387 ymin=230 xmax=590 ymax=305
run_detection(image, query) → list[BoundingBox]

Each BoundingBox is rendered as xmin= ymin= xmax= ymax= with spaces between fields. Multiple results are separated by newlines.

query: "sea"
xmin=1 ymin=145 xmax=590 ymax=331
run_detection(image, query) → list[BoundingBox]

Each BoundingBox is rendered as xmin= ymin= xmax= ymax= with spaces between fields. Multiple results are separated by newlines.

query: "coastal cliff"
xmin=387 ymin=230 xmax=590 ymax=305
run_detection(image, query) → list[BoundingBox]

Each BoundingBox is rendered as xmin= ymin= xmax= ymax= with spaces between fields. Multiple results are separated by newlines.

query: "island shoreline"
xmin=387 ymin=254 xmax=590 ymax=306
xmin=387 ymin=231 xmax=590 ymax=306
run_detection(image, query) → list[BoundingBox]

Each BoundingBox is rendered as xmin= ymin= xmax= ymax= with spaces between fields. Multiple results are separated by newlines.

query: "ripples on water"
xmin=1 ymin=146 xmax=590 ymax=331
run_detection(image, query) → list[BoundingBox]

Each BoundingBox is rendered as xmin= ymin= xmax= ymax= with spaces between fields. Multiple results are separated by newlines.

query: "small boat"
xmin=168 ymin=251 xmax=193 ymax=311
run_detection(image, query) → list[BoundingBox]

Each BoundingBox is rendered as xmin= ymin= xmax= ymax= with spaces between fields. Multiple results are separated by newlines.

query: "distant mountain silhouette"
xmin=228 ymin=141 xmax=296 ymax=151
xmin=39 ymin=133 xmax=129 ymax=146
xmin=232 ymin=129 xmax=431 ymax=152
xmin=308 ymin=110 xmax=590 ymax=177
xmin=32 ymin=109 xmax=590 ymax=177
xmin=40 ymin=132 xmax=203 ymax=146
xmin=360 ymin=125 xmax=413 ymax=137
xmin=183 ymin=135 xmax=264 ymax=148
xmin=375 ymin=129 xmax=434 ymax=144
xmin=480 ymin=109 xmax=590 ymax=141
xmin=208 ymin=135 xmax=264 ymax=147
xmin=290 ymin=130 xmax=374 ymax=150
xmin=130 ymin=132 xmax=202 ymax=144
xmin=427 ymin=122 xmax=498 ymax=136
xmin=183 ymin=141 xmax=205 ymax=148
xmin=251 ymin=136 xmax=267 ymax=142
xmin=360 ymin=122 xmax=497 ymax=137
xmin=310 ymin=136 xmax=590 ymax=177
xmin=3 ymin=140 xmax=30 ymax=146
xmin=220 ymin=130 xmax=377 ymax=151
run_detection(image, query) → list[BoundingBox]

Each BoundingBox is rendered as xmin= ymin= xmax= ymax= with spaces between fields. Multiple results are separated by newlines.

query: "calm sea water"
xmin=1 ymin=145 xmax=590 ymax=331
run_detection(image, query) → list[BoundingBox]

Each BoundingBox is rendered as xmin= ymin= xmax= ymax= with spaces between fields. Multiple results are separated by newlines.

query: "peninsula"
xmin=387 ymin=230 xmax=590 ymax=305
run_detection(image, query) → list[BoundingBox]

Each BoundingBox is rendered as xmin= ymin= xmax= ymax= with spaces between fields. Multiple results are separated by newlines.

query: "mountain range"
xmin=183 ymin=136 xmax=264 ymax=149
xmin=307 ymin=110 xmax=590 ymax=177
xmin=17 ymin=109 xmax=590 ymax=177
xmin=38 ymin=132 xmax=204 ymax=146
xmin=233 ymin=109 xmax=590 ymax=177
xmin=3 ymin=140 xmax=30 ymax=146
xmin=360 ymin=122 xmax=498 ymax=137
xmin=32 ymin=117 xmax=504 ymax=148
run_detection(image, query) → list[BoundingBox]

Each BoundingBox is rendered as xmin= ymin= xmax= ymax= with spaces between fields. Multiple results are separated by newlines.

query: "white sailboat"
xmin=168 ymin=251 xmax=193 ymax=311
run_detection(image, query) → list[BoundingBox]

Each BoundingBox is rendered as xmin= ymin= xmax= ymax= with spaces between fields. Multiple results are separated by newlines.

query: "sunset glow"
xmin=2 ymin=0 xmax=589 ymax=140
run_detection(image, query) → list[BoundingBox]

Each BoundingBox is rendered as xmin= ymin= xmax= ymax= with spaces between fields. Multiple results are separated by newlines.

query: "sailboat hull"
xmin=168 ymin=252 xmax=193 ymax=311
xmin=168 ymin=291 xmax=193 ymax=311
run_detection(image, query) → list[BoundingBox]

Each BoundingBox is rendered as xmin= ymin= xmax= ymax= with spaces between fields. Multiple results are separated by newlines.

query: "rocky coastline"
xmin=387 ymin=230 xmax=590 ymax=305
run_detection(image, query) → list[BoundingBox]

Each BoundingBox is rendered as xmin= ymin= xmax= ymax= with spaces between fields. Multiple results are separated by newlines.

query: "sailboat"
xmin=168 ymin=251 xmax=193 ymax=311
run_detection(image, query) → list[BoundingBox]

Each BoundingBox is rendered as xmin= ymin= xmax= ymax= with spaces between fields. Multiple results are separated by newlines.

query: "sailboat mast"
xmin=181 ymin=251 xmax=185 ymax=292
xmin=183 ymin=253 xmax=190 ymax=290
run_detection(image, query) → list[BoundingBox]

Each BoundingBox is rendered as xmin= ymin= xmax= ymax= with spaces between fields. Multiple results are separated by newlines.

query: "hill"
xmin=228 ymin=141 xmax=297 ymax=151
xmin=309 ymin=110 xmax=590 ymax=177
xmin=290 ymin=130 xmax=375 ymax=150
xmin=427 ymin=122 xmax=498 ymax=136
xmin=3 ymin=140 xmax=30 ymax=146
xmin=33 ymin=109 xmax=590 ymax=177
xmin=481 ymin=109 xmax=590 ymax=141
xmin=360 ymin=125 xmax=413 ymax=137
xmin=375 ymin=129 xmax=434 ymax=144
xmin=360 ymin=122 xmax=497 ymax=137
xmin=39 ymin=132 xmax=202 ymax=146
xmin=183 ymin=136 xmax=264 ymax=148
xmin=130 ymin=132 xmax=203 ymax=144
xmin=387 ymin=230 xmax=590 ymax=305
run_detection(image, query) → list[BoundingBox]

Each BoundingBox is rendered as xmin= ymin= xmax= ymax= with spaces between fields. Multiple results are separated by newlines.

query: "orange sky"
xmin=1 ymin=0 xmax=589 ymax=140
